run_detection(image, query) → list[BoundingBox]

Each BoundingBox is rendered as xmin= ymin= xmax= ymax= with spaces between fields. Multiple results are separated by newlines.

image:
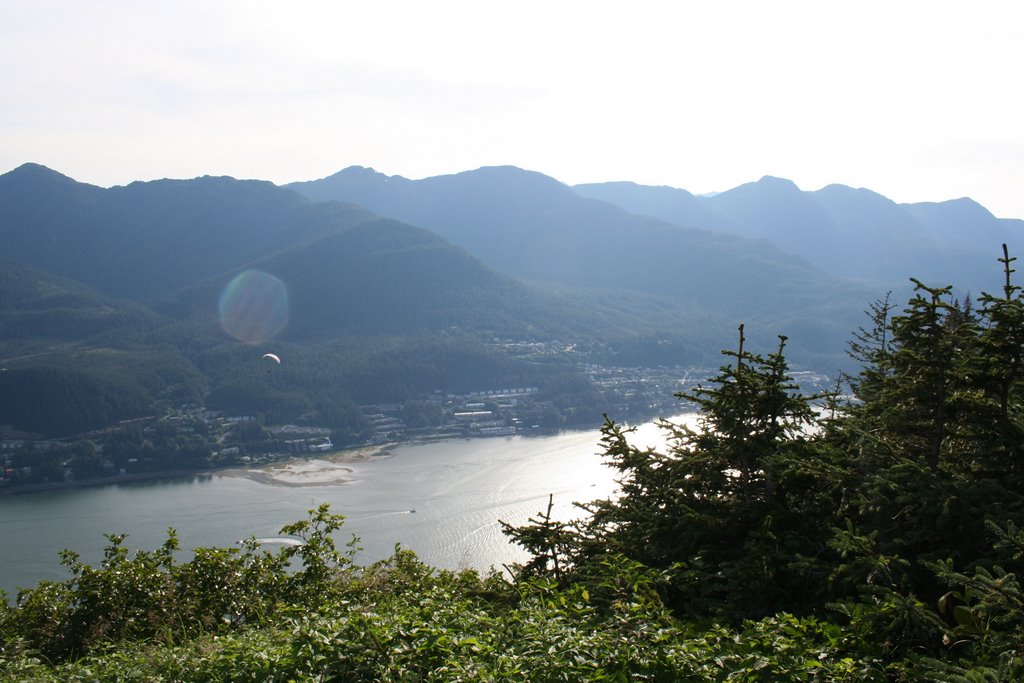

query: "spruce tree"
xmin=512 ymin=326 xmax=837 ymax=619
xmin=970 ymin=245 xmax=1024 ymax=484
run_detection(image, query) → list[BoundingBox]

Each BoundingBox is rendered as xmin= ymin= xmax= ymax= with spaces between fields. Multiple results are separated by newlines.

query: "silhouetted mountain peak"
xmin=0 ymin=164 xmax=106 ymax=250
xmin=814 ymin=183 xmax=904 ymax=208
xmin=713 ymin=175 xmax=818 ymax=209
xmin=755 ymin=175 xmax=801 ymax=191
xmin=454 ymin=165 xmax=557 ymax=181
xmin=905 ymin=196 xmax=994 ymax=221
xmin=709 ymin=176 xmax=809 ymax=209
xmin=2 ymin=162 xmax=74 ymax=182
xmin=901 ymin=196 xmax=1011 ymax=252
xmin=427 ymin=165 xmax=571 ymax=198
xmin=116 ymin=174 xmax=288 ymax=198
xmin=288 ymin=166 xmax=413 ymax=203
xmin=0 ymin=163 xmax=101 ymax=194
xmin=817 ymin=182 xmax=867 ymax=195
xmin=325 ymin=165 xmax=394 ymax=181
xmin=576 ymin=180 xmax=699 ymax=200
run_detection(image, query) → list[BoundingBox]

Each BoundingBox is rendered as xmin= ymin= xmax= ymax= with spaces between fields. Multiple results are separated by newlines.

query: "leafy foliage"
xmin=0 ymin=510 xmax=889 ymax=681
xmin=8 ymin=248 xmax=1024 ymax=680
xmin=0 ymin=506 xmax=357 ymax=663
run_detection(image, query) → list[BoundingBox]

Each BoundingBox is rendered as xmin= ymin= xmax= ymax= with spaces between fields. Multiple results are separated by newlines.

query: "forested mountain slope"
xmin=0 ymin=164 xmax=735 ymax=436
xmin=289 ymin=165 xmax=873 ymax=360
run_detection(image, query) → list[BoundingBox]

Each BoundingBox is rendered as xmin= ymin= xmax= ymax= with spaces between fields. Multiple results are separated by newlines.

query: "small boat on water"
xmin=248 ymin=537 xmax=305 ymax=547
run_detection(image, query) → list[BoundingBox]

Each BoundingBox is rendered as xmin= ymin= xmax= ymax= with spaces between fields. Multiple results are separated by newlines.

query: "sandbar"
xmin=227 ymin=443 xmax=395 ymax=487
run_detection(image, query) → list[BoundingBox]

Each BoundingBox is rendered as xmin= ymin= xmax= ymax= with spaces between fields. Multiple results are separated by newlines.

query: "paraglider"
xmin=262 ymin=353 xmax=281 ymax=375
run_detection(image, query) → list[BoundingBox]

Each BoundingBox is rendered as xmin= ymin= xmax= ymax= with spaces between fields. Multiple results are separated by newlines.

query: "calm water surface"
xmin=0 ymin=415 xmax=696 ymax=597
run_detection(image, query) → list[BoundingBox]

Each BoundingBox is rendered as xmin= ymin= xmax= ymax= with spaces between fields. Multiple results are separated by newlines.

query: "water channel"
xmin=0 ymin=415 xmax=698 ymax=598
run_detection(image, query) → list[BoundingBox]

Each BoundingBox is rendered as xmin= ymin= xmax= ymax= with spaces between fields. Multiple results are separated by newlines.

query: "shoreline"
xmin=0 ymin=469 xmax=223 ymax=496
xmin=0 ymin=414 xmax=671 ymax=497
xmin=0 ymin=443 xmax=398 ymax=496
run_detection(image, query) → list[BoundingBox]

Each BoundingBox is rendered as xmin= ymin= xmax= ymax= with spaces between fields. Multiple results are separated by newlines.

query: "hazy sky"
xmin=3 ymin=1 xmax=1023 ymax=217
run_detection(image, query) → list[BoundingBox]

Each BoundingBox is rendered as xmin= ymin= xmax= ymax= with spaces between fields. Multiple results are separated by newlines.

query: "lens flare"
xmin=218 ymin=270 xmax=289 ymax=344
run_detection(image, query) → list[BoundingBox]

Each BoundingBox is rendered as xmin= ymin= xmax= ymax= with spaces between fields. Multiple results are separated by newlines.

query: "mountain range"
xmin=573 ymin=175 xmax=1022 ymax=293
xmin=1 ymin=161 xmax=1018 ymax=437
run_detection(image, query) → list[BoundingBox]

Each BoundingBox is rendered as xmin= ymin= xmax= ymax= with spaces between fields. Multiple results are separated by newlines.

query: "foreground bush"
xmin=2 ymin=539 xmax=889 ymax=681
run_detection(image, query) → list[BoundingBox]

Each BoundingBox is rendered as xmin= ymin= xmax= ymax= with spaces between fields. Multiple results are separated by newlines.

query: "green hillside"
xmin=0 ymin=166 xmax=737 ymax=438
xmin=5 ymin=253 xmax=1024 ymax=680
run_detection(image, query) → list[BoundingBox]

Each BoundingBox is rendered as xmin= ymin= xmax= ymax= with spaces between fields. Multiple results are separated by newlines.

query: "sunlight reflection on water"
xmin=0 ymin=414 xmax=697 ymax=596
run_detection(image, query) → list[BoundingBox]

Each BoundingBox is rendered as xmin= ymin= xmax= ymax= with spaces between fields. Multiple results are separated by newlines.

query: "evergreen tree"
xmin=969 ymin=245 xmax=1024 ymax=483
xmin=844 ymin=291 xmax=895 ymax=413
xmin=509 ymin=326 xmax=839 ymax=619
